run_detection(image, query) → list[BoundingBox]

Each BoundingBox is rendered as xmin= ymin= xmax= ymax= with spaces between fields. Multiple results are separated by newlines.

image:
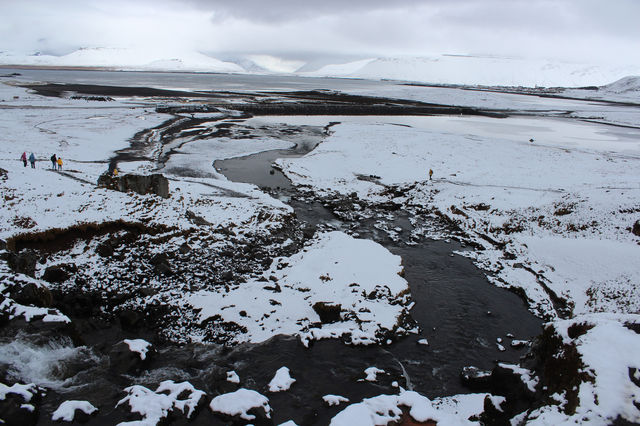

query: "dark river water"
xmin=213 ymin=146 xmax=542 ymax=423
xmin=215 ymin=150 xmax=541 ymax=406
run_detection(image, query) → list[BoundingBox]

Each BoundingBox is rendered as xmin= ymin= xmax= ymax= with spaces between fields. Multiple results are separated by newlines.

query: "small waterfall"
xmin=0 ymin=336 xmax=101 ymax=391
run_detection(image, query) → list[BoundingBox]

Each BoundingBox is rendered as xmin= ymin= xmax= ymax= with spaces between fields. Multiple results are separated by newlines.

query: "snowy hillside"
xmin=3 ymin=48 xmax=640 ymax=87
xmin=0 ymin=47 xmax=244 ymax=73
xmin=598 ymin=75 xmax=640 ymax=100
xmin=303 ymin=55 xmax=640 ymax=88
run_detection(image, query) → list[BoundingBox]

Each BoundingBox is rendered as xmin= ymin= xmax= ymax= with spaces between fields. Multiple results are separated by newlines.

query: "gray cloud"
xmin=179 ymin=0 xmax=436 ymax=23
xmin=0 ymin=0 xmax=638 ymax=66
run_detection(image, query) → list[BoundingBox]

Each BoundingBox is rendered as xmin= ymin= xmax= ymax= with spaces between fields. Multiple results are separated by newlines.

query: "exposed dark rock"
xmin=567 ymin=322 xmax=594 ymax=339
xmin=312 ymin=302 xmax=342 ymax=323
xmin=491 ymin=364 xmax=536 ymax=401
xmin=150 ymin=253 xmax=172 ymax=276
xmin=118 ymin=310 xmax=143 ymax=330
xmin=0 ymin=391 xmax=40 ymax=426
xmin=10 ymin=283 xmax=53 ymax=308
xmin=96 ymin=241 xmax=114 ymax=258
xmin=50 ymin=289 xmax=103 ymax=320
xmin=625 ymin=322 xmax=640 ymax=334
xmin=98 ymin=173 xmax=169 ymax=198
xmin=178 ymin=243 xmax=191 ymax=254
xmin=450 ymin=205 xmax=468 ymax=218
xmin=108 ymin=340 xmax=153 ymax=375
xmin=554 ymin=207 xmax=573 ymax=216
xmin=42 ymin=264 xmax=76 ymax=283
xmin=460 ymin=366 xmax=492 ymax=391
xmin=469 ymin=203 xmax=491 ymax=211
xmin=629 ymin=368 xmax=640 ymax=388
xmin=70 ymin=95 xmax=114 ymax=102
xmin=534 ymin=324 xmax=592 ymax=415
xmin=479 ymin=395 xmax=507 ymax=426
xmin=7 ymin=249 xmax=38 ymax=277
xmin=186 ymin=210 xmax=211 ymax=226
xmin=633 ymin=220 xmax=640 ymax=237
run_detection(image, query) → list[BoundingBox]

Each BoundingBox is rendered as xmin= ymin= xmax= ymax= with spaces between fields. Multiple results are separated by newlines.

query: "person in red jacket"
xmin=20 ymin=152 xmax=27 ymax=167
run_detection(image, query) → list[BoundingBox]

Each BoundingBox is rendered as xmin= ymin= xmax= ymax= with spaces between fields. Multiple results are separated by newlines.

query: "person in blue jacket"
xmin=28 ymin=153 xmax=36 ymax=168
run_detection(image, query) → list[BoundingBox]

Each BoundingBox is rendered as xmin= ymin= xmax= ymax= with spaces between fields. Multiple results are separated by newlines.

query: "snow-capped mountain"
xmin=302 ymin=55 xmax=640 ymax=88
xmin=601 ymin=75 xmax=640 ymax=95
xmin=0 ymin=47 xmax=244 ymax=73
xmin=2 ymin=48 xmax=639 ymax=88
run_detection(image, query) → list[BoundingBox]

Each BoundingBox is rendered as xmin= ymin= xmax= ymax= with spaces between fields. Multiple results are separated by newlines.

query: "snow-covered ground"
xmin=187 ymin=230 xmax=414 ymax=346
xmin=0 ymin=83 xmax=292 ymax=241
xmin=274 ymin=108 xmax=640 ymax=422
xmin=1 ymin=72 xmax=640 ymax=424
xmin=277 ymin=116 xmax=640 ymax=318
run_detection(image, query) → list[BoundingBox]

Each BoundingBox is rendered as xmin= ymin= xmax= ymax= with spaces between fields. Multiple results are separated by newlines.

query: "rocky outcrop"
xmin=42 ymin=264 xmax=76 ymax=283
xmin=98 ymin=173 xmax=169 ymax=198
xmin=9 ymin=282 xmax=53 ymax=308
xmin=108 ymin=341 xmax=154 ymax=375
xmin=0 ymin=383 xmax=43 ymax=426
xmin=312 ymin=302 xmax=342 ymax=323
xmin=6 ymin=250 xmax=38 ymax=277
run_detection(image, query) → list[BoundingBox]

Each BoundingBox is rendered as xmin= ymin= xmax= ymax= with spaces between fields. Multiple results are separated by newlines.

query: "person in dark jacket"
xmin=21 ymin=152 xmax=27 ymax=167
xmin=50 ymin=154 xmax=57 ymax=170
xmin=28 ymin=153 xmax=36 ymax=168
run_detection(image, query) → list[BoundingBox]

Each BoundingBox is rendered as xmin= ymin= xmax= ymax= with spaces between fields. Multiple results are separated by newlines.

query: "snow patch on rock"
xmin=268 ymin=367 xmax=296 ymax=392
xmin=209 ymin=388 xmax=271 ymax=421
xmin=51 ymin=400 xmax=97 ymax=422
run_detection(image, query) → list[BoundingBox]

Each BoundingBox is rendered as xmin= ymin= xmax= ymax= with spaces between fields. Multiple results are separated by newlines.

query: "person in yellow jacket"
xmin=57 ymin=157 xmax=63 ymax=170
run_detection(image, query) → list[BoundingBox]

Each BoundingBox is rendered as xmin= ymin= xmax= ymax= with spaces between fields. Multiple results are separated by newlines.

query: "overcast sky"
xmin=1 ymin=0 xmax=638 ymax=66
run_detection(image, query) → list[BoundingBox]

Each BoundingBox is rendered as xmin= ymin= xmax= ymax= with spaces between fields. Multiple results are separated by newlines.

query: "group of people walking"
xmin=50 ymin=153 xmax=63 ymax=170
xmin=20 ymin=152 xmax=63 ymax=170
xmin=20 ymin=151 xmax=36 ymax=168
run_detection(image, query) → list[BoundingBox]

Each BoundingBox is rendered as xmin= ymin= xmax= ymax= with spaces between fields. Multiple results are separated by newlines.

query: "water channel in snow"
xmin=213 ymin=138 xmax=543 ymax=423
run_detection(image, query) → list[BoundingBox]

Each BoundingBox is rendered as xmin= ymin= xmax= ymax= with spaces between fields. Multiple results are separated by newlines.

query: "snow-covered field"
xmin=1 ymin=72 xmax=640 ymax=424
xmin=275 ymin=110 xmax=640 ymax=422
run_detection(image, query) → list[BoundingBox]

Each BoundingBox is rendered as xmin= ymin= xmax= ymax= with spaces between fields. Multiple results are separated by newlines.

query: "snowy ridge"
xmin=2 ymin=48 xmax=639 ymax=87
xmin=0 ymin=47 xmax=244 ymax=73
xmin=601 ymin=75 xmax=640 ymax=94
xmin=304 ymin=55 xmax=640 ymax=87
